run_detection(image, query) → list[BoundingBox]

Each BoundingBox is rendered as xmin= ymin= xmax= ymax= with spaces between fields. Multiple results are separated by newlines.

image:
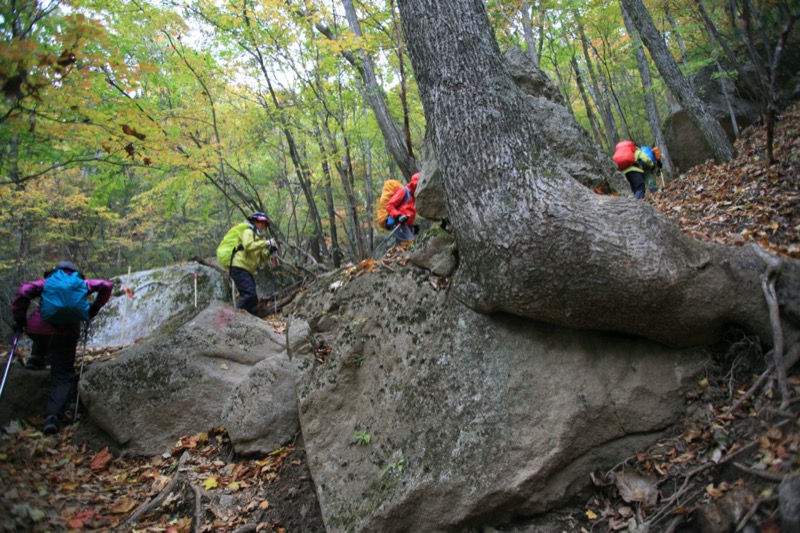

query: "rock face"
xmin=287 ymin=249 xmax=708 ymax=532
xmin=79 ymin=302 xmax=297 ymax=456
xmin=89 ymin=263 xmax=229 ymax=348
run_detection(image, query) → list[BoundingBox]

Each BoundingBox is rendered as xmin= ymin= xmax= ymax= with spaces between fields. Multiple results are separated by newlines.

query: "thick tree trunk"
xmin=621 ymin=0 xmax=737 ymax=163
xmin=396 ymin=0 xmax=799 ymax=349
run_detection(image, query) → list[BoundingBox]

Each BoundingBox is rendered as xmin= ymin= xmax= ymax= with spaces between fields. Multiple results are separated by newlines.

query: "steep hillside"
xmin=0 ymin=104 xmax=798 ymax=532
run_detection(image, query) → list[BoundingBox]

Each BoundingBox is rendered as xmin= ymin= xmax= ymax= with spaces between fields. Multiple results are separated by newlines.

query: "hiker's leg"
xmin=26 ymin=333 xmax=51 ymax=369
xmin=626 ymin=171 xmax=646 ymax=199
xmin=45 ymin=335 xmax=79 ymax=420
xmin=394 ymin=225 xmax=414 ymax=244
xmin=231 ymin=267 xmax=259 ymax=315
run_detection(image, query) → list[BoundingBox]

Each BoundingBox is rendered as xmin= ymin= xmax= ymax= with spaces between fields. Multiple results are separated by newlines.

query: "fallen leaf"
xmin=585 ymin=509 xmax=597 ymax=520
xmin=109 ymin=497 xmax=137 ymax=514
xmin=90 ymin=448 xmax=113 ymax=472
xmin=615 ymin=467 xmax=658 ymax=507
xmin=202 ymin=477 xmax=218 ymax=490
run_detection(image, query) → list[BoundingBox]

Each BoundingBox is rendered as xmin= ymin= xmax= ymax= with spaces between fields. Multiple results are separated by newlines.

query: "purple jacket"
xmin=12 ymin=277 xmax=114 ymax=337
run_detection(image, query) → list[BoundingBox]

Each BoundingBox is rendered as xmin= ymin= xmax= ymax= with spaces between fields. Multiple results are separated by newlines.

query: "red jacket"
xmin=386 ymin=173 xmax=419 ymax=225
xmin=12 ymin=277 xmax=113 ymax=337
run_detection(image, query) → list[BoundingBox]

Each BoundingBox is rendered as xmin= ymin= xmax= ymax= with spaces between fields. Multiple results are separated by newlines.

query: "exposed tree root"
xmin=752 ymin=245 xmax=791 ymax=405
xmin=122 ymin=451 xmax=189 ymax=527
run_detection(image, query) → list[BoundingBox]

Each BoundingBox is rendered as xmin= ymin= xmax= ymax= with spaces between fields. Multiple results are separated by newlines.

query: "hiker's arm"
xmin=386 ymin=188 xmax=405 ymax=217
xmin=11 ymin=279 xmax=45 ymax=322
xmin=241 ymin=229 xmax=268 ymax=254
xmin=87 ymin=279 xmax=114 ymax=317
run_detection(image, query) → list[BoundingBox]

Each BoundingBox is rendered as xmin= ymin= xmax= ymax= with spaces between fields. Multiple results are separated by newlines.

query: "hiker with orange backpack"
xmin=613 ymin=140 xmax=654 ymax=200
xmin=11 ymin=261 xmax=113 ymax=434
xmin=385 ymin=173 xmax=420 ymax=244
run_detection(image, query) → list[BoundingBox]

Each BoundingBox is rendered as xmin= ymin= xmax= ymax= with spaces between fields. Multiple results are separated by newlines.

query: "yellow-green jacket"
xmin=622 ymin=148 xmax=655 ymax=175
xmin=231 ymin=226 xmax=271 ymax=274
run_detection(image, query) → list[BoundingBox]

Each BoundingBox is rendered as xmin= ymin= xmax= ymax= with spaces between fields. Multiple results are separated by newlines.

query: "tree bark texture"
xmin=397 ymin=0 xmax=799 ymax=348
xmin=620 ymin=0 xmax=737 ymax=163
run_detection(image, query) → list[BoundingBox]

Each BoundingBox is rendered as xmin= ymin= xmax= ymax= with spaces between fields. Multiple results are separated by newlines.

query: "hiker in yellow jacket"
xmin=231 ymin=213 xmax=277 ymax=315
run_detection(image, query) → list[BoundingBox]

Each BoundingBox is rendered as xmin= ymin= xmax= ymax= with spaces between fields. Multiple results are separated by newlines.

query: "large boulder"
xmin=89 ymin=263 xmax=229 ymax=348
xmin=287 ymin=247 xmax=708 ymax=532
xmin=79 ymin=302 xmax=297 ymax=455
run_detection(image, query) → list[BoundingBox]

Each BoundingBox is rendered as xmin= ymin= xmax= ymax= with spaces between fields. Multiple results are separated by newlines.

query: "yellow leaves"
xmin=108 ymin=497 xmax=137 ymax=514
xmin=585 ymin=509 xmax=598 ymax=520
xmin=202 ymin=476 xmax=218 ymax=490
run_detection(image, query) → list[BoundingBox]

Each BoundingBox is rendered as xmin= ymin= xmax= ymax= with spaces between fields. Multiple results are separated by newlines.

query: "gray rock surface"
xmin=79 ymin=301 xmax=296 ymax=455
xmin=288 ymin=256 xmax=708 ymax=532
xmin=89 ymin=263 xmax=229 ymax=348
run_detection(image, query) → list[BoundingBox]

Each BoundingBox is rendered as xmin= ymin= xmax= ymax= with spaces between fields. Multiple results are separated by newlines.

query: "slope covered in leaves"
xmin=649 ymin=102 xmax=800 ymax=260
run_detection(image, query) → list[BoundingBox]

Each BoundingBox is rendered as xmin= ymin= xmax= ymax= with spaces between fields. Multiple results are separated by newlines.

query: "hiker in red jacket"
xmin=11 ymin=261 xmax=113 ymax=434
xmin=386 ymin=173 xmax=419 ymax=244
xmin=613 ymin=140 xmax=654 ymax=200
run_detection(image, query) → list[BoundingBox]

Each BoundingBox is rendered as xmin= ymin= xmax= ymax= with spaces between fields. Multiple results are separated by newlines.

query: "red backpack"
xmin=613 ymin=140 xmax=636 ymax=171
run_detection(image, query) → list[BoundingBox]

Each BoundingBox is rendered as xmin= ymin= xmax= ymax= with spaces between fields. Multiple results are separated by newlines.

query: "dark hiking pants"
xmin=626 ymin=171 xmax=646 ymax=199
xmin=29 ymin=333 xmax=79 ymax=420
xmin=230 ymin=266 xmax=259 ymax=315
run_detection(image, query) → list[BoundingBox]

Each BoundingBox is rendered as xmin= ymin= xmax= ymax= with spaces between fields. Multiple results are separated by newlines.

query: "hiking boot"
xmin=42 ymin=416 xmax=60 ymax=435
xmin=25 ymin=356 xmax=46 ymax=370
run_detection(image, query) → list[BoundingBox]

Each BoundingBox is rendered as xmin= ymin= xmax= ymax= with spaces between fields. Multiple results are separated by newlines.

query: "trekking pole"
xmin=0 ymin=332 xmax=21 ymax=401
xmin=73 ymin=322 xmax=90 ymax=420
xmin=371 ymin=225 xmax=401 ymax=259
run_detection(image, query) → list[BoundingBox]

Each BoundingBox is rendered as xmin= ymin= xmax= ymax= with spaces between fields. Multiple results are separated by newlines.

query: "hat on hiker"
xmin=248 ymin=212 xmax=270 ymax=225
xmin=55 ymin=261 xmax=78 ymax=272
xmin=408 ymin=173 xmax=420 ymax=195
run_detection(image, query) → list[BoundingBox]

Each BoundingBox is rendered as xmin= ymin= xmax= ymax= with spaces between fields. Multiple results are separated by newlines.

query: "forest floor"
xmin=1 ymin=102 xmax=799 ymax=533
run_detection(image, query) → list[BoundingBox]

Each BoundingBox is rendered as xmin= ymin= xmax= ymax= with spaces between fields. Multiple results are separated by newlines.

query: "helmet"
xmin=249 ymin=212 xmax=270 ymax=225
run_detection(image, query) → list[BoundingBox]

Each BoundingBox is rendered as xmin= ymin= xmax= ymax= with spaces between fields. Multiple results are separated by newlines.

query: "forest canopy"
xmin=1 ymin=0 xmax=796 ymax=306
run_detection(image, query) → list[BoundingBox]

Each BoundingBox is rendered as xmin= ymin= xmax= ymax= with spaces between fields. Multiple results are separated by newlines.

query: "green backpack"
xmin=216 ymin=222 xmax=251 ymax=268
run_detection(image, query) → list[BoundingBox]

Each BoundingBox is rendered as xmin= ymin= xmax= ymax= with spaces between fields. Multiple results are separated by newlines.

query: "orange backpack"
xmin=376 ymin=179 xmax=404 ymax=230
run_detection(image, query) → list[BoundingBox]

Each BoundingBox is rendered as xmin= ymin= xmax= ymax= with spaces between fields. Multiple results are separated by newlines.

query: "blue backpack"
xmin=40 ymin=269 xmax=90 ymax=324
xmin=640 ymin=146 xmax=655 ymax=165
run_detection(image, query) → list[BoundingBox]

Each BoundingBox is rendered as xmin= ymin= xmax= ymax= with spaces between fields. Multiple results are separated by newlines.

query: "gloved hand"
xmin=398 ymin=215 xmax=409 ymax=224
xmin=13 ymin=319 xmax=25 ymax=334
xmin=267 ymin=238 xmax=279 ymax=254
xmin=89 ymin=305 xmax=100 ymax=319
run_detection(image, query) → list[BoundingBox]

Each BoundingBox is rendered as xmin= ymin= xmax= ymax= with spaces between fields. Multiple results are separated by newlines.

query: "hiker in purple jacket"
xmin=11 ymin=262 xmax=113 ymax=434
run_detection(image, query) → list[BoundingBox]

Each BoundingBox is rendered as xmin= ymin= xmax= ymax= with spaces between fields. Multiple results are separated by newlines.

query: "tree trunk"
xmin=396 ymin=0 xmax=799 ymax=349
xmin=314 ymin=127 xmax=343 ymax=268
xmin=620 ymin=0 xmax=737 ymax=163
xmin=520 ymin=2 xmax=540 ymax=68
xmin=576 ymin=16 xmax=618 ymax=149
xmin=340 ymin=0 xmax=418 ymax=178
xmin=571 ymin=55 xmax=604 ymax=147
xmin=620 ymin=3 xmax=675 ymax=181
